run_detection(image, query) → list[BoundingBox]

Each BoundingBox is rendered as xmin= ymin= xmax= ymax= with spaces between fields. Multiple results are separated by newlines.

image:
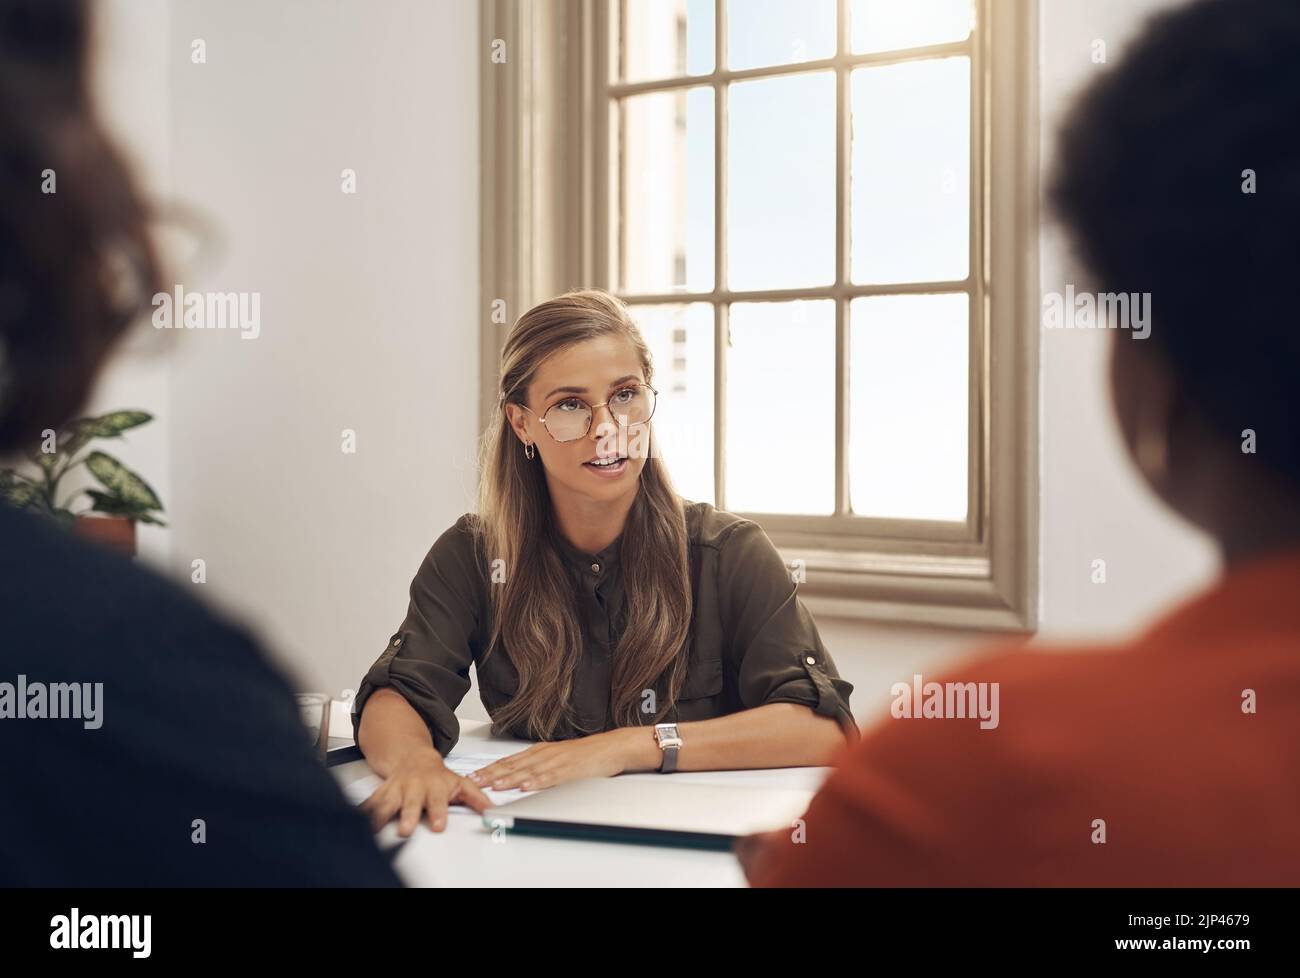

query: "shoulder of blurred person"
xmin=746 ymin=549 xmax=1300 ymax=887
xmin=0 ymin=501 xmax=400 ymax=886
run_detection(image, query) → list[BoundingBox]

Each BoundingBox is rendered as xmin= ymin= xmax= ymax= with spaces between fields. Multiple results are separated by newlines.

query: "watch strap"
xmin=659 ymin=740 xmax=679 ymax=773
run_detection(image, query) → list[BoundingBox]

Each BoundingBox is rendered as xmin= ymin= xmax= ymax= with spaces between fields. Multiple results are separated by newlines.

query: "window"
xmin=481 ymin=0 xmax=1038 ymax=629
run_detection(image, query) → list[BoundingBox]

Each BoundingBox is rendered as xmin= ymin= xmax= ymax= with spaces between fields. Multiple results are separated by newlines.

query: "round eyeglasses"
xmin=518 ymin=383 xmax=658 ymax=443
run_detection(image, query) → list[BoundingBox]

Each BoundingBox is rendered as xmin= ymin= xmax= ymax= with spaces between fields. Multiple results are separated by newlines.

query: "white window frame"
xmin=480 ymin=0 xmax=1039 ymax=631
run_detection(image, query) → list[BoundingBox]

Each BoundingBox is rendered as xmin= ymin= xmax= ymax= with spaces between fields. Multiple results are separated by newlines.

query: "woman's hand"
xmin=468 ymin=728 xmax=648 ymax=791
xmin=359 ymin=746 xmax=492 ymax=836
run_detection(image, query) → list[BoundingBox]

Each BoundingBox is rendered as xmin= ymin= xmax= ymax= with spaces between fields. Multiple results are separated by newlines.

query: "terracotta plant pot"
xmin=74 ymin=514 xmax=137 ymax=558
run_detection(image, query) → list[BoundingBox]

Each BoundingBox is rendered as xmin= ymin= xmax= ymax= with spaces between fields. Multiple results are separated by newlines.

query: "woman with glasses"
xmin=353 ymin=289 xmax=857 ymax=835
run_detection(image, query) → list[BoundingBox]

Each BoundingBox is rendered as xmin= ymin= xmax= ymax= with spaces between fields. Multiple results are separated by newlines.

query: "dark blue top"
xmin=0 ymin=502 xmax=399 ymax=886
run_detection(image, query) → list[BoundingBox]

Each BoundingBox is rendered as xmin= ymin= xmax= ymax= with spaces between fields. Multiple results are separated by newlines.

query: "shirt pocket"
xmin=678 ymin=654 xmax=724 ymax=700
xmin=671 ymin=654 xmax=725 ymax=724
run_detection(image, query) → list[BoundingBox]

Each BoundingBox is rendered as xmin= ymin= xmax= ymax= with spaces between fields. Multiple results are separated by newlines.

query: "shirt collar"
xmin=555 ymin=530 xmax=622 ymax=573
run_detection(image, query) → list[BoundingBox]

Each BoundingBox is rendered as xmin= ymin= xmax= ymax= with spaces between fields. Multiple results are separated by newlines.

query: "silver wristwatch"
xmin=653 ymin=722 xmax=682 ymax=773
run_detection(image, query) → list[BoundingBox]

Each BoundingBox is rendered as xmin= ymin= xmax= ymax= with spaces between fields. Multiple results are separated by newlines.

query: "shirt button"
xmin=591 ymin=563 xmax=600 ymax=573
xmin=805 ymin=655 xmax=816 ymax=665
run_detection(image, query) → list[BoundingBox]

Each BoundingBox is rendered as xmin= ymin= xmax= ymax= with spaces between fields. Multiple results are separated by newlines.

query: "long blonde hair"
xmin=475 ymin=288 xmax=693 ymax=739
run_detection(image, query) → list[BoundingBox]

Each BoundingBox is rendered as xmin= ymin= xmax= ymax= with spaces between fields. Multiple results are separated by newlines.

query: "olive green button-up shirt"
xmin=352 ymin=500 xmax=856 ymax=755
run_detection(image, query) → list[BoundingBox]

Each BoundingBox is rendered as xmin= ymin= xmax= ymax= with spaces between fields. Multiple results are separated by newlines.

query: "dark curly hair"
xmin=0 ymin=0 xmax=161 ymax=451
xmin=1049 ymin=0 xmax=1300 ymax=485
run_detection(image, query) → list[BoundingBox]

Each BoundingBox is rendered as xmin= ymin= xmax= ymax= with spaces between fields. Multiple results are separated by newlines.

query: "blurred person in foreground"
xmin=0 ymin=0 xmax=398 ymax=886
xmin=742 ymin=0 xmax=1300 ymax=886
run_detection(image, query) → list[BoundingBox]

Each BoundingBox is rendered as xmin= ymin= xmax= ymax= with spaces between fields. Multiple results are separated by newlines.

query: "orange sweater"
xmin=750 ymin=552 xmax=1300 ymax=886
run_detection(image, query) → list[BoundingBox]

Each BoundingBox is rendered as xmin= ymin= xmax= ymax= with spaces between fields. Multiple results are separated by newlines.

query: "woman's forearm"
xmin=356 ymin=688 xmax=444 ymax=778
xmin=619 ymin=702 xmax=849 ymax=774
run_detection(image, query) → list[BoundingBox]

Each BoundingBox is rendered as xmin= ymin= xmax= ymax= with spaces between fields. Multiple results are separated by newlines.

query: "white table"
xmin=331 ymin=719 xmax=831 ymax=887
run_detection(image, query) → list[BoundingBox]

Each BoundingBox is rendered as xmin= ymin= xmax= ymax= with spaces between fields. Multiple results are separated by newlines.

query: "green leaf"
xmin=85 ymin=489 xmax=136 ymax=515
xmin=17 ymin=492 xmax=74 ymax=526
xmin=0 ymin=470 xmax=42 ymax=509
xmin=84 ymin=451 xmax=164 ymax=512
xmin=2 ymin=474 xmax=74 ymax=524
xmin=61 ymin=411 xmax=153 ymax=458
xmin=75 ymin=410 xmax=153 ymax=439
xmin=85 ymin=490 xmax=167 ymax=527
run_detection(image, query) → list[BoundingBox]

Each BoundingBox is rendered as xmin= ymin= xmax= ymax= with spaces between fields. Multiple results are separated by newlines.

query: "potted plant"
xmin=0 ymin=410 xmax=166 ymax=557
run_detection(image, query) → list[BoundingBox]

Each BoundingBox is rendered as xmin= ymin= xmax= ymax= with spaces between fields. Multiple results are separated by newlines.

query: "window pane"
xmin=727 ymin=0 xmax=835 ymax=71
xmin=622 ymin=0 xmax=714 ymax=83
xmin=851 ymin=0 xmax=973 ymax=54
xmin=629 ymin=303 xmax=716 ymax=505
xmin=725 ymin=301 xmax=834 ymax=514
xmin=727 ymin=72 xmax=835 ymax=291
xmin=851 ymin=57 xmax=969 ymax=285
xmin=849 ymin=294 xmax=968 ymax=520
xmin=621 ymin=87 xmax=715 ymax=294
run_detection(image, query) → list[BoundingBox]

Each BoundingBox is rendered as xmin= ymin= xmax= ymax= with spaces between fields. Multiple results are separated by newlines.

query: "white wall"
xmin=161 ymin=0 xmax=479 ymax=694
xmin=1035 ymin=0 xmax=1218 ymax=638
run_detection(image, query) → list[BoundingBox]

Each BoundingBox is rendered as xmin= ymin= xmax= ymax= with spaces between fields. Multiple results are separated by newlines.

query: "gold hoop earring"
xmin=524 ymin=441 xmax=536 ymax=460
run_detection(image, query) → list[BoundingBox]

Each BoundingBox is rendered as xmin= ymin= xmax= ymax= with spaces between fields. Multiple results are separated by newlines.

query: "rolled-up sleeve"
xmin=351 ymin=517 xmax=481 ymax=756
xmin=717 ymin=520 xmax=858 ymax=741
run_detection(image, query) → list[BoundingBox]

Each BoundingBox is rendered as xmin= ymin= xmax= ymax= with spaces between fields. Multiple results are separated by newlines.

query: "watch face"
xmin=656 ymin=723 xmax=678 ymax=740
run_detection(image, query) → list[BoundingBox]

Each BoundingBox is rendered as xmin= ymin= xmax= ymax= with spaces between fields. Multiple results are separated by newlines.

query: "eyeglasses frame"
xmin=514 ymin=382 xmax=659 ymax=444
